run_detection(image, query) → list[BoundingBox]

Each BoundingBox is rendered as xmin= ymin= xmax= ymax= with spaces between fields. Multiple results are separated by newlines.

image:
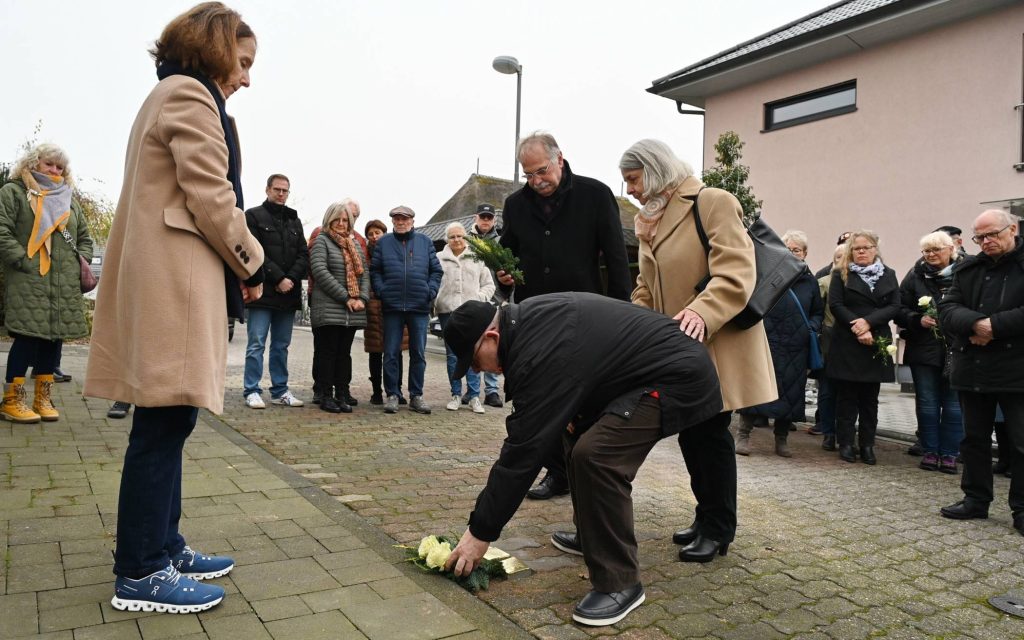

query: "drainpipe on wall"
xmin=675 ymin=101 xmax=707 ymax=171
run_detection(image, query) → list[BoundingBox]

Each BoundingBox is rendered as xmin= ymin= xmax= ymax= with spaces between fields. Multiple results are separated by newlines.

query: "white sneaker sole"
xmin=111 ymin=594 xmax=223 ymax=614
xmin=550 ymin=536 xmax=584 ymax=556
xmin=572 ymin=592 xmax=645 ymax=626
xmin=181 ymin=564 xmax=234 ymax=580
xmin=246 ymin=403 xmax=265 ymax=410
xmin=270 ymin=400 xmax=303 ymax=407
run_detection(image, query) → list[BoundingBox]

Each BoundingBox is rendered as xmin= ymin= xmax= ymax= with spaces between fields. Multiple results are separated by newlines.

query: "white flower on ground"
xmin=918 ymin=295 xmax=933 ymax=308
xmin=417 ymin=535 xmax=441 ymax=559
xmin=425 ymin=542 xmax=452 ymax=569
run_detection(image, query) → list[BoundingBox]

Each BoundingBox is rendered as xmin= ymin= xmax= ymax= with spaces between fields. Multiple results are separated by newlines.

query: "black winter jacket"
xmin=939 ymin=239 xmax=1024 ymax=393
xmin=468 ymin=292 xmax=722 ymax=542
xmin=825 ymin=266 xmax=900 ymax=383
xmin=740 ymin=269 xmax=823 ymax=421
xmin=895 ymin=258 xmax=960 ymax=368
xmin=244 ymin=201 xmax=308 ymax=311
xmin=500 ymin=161 xmax=631 ymax=302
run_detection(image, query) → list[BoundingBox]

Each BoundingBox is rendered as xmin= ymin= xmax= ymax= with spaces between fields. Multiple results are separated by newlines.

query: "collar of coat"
xmin=645 ymin=175 xmax=707 ymax=252
xmin=522 ymin=159 xmax=575 ymax=207
xmin=959 ymin=237 xmax=1024 ymax=270
xmin=262 ymin=200 xmax=298 ymax=220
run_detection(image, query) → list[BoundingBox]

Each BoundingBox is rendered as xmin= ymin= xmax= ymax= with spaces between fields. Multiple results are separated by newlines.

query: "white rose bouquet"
xmin=397 ymin=535 xmax=507 ymax=592
xmin=918 ymin=295 xmax=944 ymax=342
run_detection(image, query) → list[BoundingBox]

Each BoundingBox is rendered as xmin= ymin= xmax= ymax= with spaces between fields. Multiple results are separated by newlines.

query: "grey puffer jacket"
xmin=309 ymin=233 xmax=369 ymax=329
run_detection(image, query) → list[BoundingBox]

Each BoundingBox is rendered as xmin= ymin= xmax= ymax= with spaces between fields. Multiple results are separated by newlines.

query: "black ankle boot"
xmin=678 ymin=535 xmax=729 ymax=563
xmin=838 ymin=445 xmax=856 ymax=463
xmin=859 ymin=446 xmax=876 ymax=465
xmin=822 ymin=434 xmax=837 ymax=451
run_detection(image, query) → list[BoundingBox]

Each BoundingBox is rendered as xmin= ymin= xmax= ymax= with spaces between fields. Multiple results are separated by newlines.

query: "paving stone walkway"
xmin=3 ymin=329 xmax=1023 ymax=639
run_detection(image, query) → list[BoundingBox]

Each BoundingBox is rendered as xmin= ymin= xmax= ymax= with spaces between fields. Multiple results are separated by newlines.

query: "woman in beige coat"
xmin=621 ymin=139 xmax=776 ymax=563
xmin=83 ymin=2 xmax=264 ymax=615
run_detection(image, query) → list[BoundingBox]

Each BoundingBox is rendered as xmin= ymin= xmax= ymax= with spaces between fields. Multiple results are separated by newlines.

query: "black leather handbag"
xmin=691 ymin=188 xmax=805 ymax=330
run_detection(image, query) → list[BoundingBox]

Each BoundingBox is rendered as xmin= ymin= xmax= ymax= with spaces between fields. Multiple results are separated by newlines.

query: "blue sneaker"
xmin=170 ymin=546 xmax=235 ymax=580
xmin=112 ymin=565 xmax=224 ymax=614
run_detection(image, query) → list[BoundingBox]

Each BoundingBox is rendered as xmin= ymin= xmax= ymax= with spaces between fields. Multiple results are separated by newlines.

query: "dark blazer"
xmin=467 ymin=292 xmax=722 ymax=542
xmin=825 ymin=266 xmax=900 ymax=383
xmin=939 ymin=239 xmax=1024 ymax=393
xmin=500 ymin=161 xmax=631 ymax=302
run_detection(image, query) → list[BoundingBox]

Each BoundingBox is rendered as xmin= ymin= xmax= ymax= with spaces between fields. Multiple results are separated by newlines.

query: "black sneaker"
xmin=107 ymin=401 xmax=131 ymax=419
xmin=370 ymin=393 xmax=384 ymax=406
xmin=484 ymin=392 xmax=503 ymax=408
xmin=572 ymin=583 xmax=645 ymax=626
xmin=52 ymin=367 xmax=72 ymax=383
xmin=460 ymin=391 xmax=472 ymax=405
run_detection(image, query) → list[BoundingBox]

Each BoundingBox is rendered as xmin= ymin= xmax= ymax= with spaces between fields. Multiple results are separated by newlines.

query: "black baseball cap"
xmin=444 ymin=300 xmax=498 ymax=379
xmin=935 ymin=225 xmax=962 ymax=236
xmin=475 ymin=203 xmax=495 ymax=218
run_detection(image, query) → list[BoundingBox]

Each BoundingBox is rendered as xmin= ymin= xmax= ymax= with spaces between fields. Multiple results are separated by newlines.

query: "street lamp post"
xmin=492 ymin=55 xmax=522 ymax=188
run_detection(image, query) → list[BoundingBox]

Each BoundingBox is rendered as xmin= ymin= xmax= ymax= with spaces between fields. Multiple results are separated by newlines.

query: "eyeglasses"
xmin=270 ymin=187 xmax=289 ymax=194
xmin=788 ymin=247 xmax=806 ymax=255
xmin=850 ymin=245 xmax=876 ymax=252
xmin=477 ymin=214 xmax=494 ymax=220
xmin=447 ymin=234 xmax=465 ymax=240
xmin=521 ymin=162 xmax=551 ymax=181
xmin=972 ymin=224 xmax=1012 ymax=245
xmin=920 ymin=247 xmax=949 ymax=255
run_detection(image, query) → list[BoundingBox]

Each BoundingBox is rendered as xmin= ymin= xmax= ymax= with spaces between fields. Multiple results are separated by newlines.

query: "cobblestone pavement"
xmin=213 ymin=328 xmax=1024 ymax=640
xmin=0 ymin=341 xmax=524 ymax=640
xmin=4 ymin=329 xmax=1023 ymax=640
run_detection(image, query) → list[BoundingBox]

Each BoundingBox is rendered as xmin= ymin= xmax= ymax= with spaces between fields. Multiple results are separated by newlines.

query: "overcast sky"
xmin=1 ymin=0 xmax=826 ymax=234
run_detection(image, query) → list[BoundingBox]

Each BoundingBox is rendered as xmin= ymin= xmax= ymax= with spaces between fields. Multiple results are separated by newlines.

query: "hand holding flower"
xmin=446 ymin=529 xmax=488 ymax=577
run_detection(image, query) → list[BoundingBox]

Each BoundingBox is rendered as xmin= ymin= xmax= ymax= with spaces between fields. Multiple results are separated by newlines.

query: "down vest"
xmin=370 ymin=230 xmax=442 ymax=314
xmin=0 ymin=179 xmax=93 ymax=340
xmin=309 ymin=233 xmax=369 ymax=329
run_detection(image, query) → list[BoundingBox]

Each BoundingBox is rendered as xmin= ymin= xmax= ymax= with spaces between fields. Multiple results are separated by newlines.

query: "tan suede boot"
xmin=2 ymin=377 xmax=41 ymax=423
xmin=735 ymin=415 xmax=755 ymax=456
xmin=32 ymin=374 xmax=59 ymax=422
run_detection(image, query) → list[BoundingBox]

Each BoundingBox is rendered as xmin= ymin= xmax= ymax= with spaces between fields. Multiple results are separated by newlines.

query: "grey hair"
xmin=12 ymin=143 xmax=74 ymax=187
xmin=919 ymin=231 xmax=954 ymax=250
xmin=321 ymin=201 xmax=353 ymax=231
xmin=444 ymin=221 xmax=466 ymax=238
xmin=781 ymin=230 xmax=808 ymax=251
xmin=516 ymin=131 xmax=560 ymax=163
xmin=975 ymin=209 xmax=1019 ymax=230
xmin=618 ymin=139 xmax=693 ymax=199
xmin=339 ymin=198 xmax=360 ymax=220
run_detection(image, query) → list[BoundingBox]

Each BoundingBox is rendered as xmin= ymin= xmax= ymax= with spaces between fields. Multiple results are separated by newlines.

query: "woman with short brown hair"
xmin=85 ymin=1 xmax=264 ymax=615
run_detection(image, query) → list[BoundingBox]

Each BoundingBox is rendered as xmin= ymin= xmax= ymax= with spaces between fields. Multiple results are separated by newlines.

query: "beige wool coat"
xmin=632 ymin=176 xmax=776 ymax=411
xmin=84 ymin=76 xmax=264 ymax=414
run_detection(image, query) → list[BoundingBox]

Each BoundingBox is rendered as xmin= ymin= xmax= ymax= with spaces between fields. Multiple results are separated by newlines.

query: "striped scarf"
xmin=24 ymin=170 xmax=73 ymax=276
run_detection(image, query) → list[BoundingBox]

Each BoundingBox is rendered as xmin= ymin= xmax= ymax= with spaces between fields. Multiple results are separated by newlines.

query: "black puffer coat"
xmin=939 ymin=239 xmax=1024 ymax=393
xmin=739 ymin=269 xmax=823 ymax=421
xmin=245 ymin=200 xmax=308 ymax=311
xmin=825 ymin=266 xmax=900 ymax=383
xmin=895 ymin=257 xmax=960 ymax=368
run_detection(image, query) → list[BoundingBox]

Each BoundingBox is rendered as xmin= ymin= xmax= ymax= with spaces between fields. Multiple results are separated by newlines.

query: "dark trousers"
xmin=6 ymin=333 xmax=60 ymax=382
xmin=959 ymin=392 xmax=1024 ymax=513
xmin=114 ymin=405 xmax=198 ymax=579
xmin=815 ymin=377 xmax=837 ymax=436
xmin=835 ymin=381 xmax=880 ymax=447
xmin=312 ymin=325 xmax=357 ymax=396
xmin=678 ymin=412 xmax=737 ymax=543
xmin=565 ymin=396 xmax=662 ymax=592
xmin=368 ymin=352 xmax=403 ymax=397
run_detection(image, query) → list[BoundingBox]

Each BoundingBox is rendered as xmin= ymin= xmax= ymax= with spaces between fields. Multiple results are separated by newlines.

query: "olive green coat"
xmin=0 ymin=179 xmax=93 ymax=340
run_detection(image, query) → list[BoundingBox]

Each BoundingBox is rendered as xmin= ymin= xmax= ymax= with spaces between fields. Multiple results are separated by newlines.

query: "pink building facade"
xmin=650 ymin=0 xmax=1024 ymax=278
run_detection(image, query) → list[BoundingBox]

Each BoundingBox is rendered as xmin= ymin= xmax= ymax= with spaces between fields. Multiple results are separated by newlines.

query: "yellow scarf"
xmin=23 ymin=170 xmax=72 ymax=276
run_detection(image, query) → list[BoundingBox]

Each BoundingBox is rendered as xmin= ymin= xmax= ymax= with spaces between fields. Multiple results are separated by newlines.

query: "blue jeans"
xmin=383 ymin=312 xmax=428 ymax=397
xmin=482 ymin=371 xmax=500 ymax=396
xmin=438 ymin=314 xmax=481 ymax=397
xmin=910 ymin=364 xmax=963 ymax=456
xmin=114 ymin=405 xmax=198 ymax=578
xmin=815 ymin=377 xmax=837 ymax=436
xmin=244 ymin=308 xmax=295 ymax=397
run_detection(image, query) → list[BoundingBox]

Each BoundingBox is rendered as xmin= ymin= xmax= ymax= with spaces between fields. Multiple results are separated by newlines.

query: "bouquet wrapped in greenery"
xmin=465 ymin=236 xmax=525 ymax=285
xmin=396 ymin=535 xmax=507 ymax=593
